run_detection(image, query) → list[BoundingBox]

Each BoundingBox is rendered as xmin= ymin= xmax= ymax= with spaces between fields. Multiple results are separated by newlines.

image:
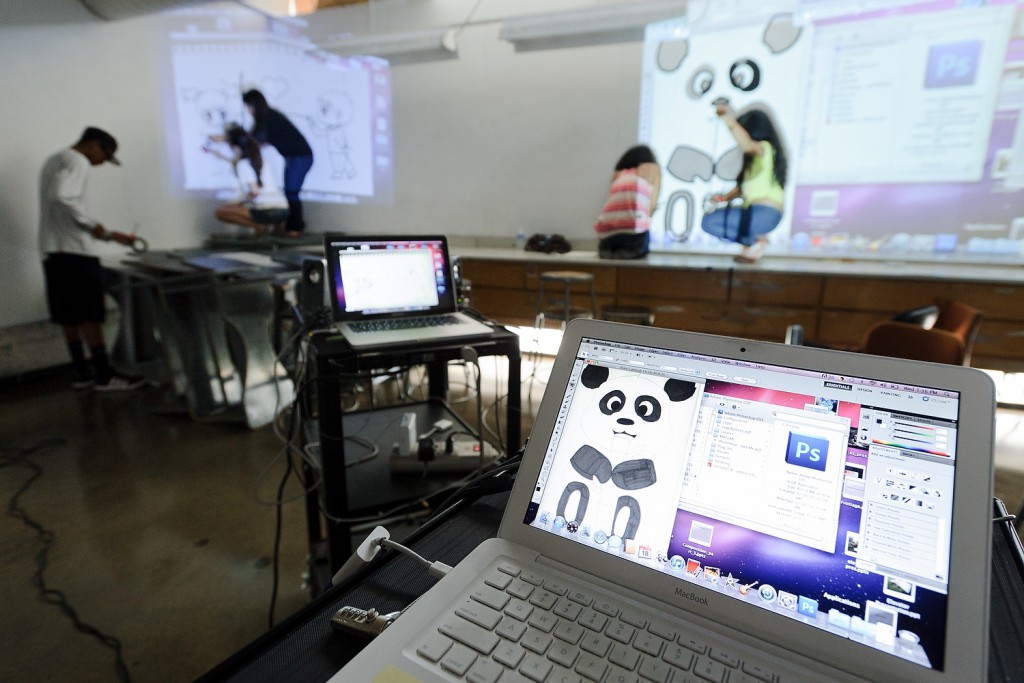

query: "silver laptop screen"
xmin=525 ymin=336 xmax=960 ymax=671
xmin=324 ymin=236 xmax=457 ymax=320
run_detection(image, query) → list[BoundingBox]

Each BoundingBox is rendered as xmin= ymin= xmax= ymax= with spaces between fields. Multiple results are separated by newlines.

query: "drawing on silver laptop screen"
xmin=325 ymin=237 xmax=456 ymax=319
xmin=524 ymin=336 xmax=960 ymax=671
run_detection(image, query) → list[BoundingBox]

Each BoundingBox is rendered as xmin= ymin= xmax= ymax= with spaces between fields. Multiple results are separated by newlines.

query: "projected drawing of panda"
xmin=651 ymin=14 xmax=803 ymax=246
xmin=551 ymin=364 xmax=697 ymax=557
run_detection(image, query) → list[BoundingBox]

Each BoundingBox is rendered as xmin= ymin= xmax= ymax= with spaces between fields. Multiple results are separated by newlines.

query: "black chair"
xmin=891 ymin=304 xmax=939 ymax=327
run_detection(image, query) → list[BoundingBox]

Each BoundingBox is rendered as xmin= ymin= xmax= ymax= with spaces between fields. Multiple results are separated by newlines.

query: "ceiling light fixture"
xmin=319 ymin=26 xmax=458 ymax=65
xmin=499 ymin=0 xmax=687 ymax=52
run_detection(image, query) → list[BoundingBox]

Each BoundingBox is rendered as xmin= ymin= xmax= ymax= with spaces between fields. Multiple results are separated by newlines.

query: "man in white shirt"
xmin=39 ymin=127 xmax=143 ymax=391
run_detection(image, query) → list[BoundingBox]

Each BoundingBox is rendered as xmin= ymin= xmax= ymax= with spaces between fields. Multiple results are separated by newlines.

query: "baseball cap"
xmin=80 ymin=126 xmax=120 ymax=165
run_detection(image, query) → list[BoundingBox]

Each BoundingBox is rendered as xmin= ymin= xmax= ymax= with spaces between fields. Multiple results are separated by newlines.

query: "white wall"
xmin=0 ymin=0 xmax=650 ymax=330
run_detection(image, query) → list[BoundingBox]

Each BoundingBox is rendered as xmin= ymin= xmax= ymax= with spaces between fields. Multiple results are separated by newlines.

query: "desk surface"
xmin=200 ymin=495 xmax=1024 ymax=683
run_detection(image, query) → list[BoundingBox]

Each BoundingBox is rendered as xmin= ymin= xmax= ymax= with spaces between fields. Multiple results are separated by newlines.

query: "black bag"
xmin=525 ymin=233 xmax=572 ymax=254
xmin=598 ymin=231 xmax=649 ymax=260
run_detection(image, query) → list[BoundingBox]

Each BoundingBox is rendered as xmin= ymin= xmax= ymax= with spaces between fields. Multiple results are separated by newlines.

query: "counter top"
xmin=451 ymin=246 xmax=1024 ymax=284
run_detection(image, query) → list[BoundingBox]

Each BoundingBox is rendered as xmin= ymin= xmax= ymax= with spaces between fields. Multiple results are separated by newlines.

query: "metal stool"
xmin=535 ymin=271 xmax=597 ymax=330
xmin=599 ymin=304 xmax=655 ymax=326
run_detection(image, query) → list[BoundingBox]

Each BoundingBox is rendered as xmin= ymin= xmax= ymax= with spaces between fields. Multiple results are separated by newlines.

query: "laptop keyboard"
xmin=350 ymin=315 xmax=461 ymax=333
xmin=413 ymin=559 xmax=793 ymax=683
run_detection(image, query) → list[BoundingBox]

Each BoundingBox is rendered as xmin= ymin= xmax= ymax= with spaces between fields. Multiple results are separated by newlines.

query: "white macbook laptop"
xmin=332 ymin=319 xmax=995 ymax=682
xmin=323 ymin=234 xmax=494 ymax=349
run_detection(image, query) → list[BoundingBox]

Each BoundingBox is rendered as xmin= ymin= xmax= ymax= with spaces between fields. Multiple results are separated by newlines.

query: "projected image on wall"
xmin=640 ymin=0 xmax=1024 ymax=260
xmin=158 ymin=8 xmax=393 ymax=206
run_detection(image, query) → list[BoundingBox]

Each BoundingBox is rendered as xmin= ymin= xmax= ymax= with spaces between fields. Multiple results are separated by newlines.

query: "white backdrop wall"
xmin=0 ymin=0 xmax=647 ymax=330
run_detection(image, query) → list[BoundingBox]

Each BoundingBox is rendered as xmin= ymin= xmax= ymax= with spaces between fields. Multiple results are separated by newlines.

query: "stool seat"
xmin=535 ymin=270 xmax=597 ymax=331
xmin=600 ymin=305 xmax=654 ymax=326
xmin=541 ymin=271 xmax=594 ymax=283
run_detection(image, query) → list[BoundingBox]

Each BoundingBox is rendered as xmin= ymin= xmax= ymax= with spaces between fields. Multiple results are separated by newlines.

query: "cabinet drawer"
xmin=460 ymin=260 xmax=527 ymax=289
xmin=618 ymin=268 xmax=729 ymax=302
xmin=730 ymin=272 xmax=823 ymax=307
xmin=821 ymin=277 xmax=948 ymax=312
xmin=703 ymin=305 xmax=818 ymax=342
xmin=972 ymin=319 xmax=1024 ymax=359
xmin=469 ymin=287 xmax=536 ymax=324
xmin=943 ymin=283 xmax=1024 ymax=320
xmin=818 ymin=310 xmax=893 ymax=346
xmin=619 ymin=297 xmax=815 ymax=341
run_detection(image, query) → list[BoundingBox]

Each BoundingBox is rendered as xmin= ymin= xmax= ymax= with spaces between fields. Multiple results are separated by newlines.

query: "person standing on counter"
xmin=38 ymin=127 xmax=145 ymax=391
xmin=242 ymin=89 xmax=314 ymax=237
xmin=594 ymin=145 xmax=661 ymax=260
xmin=207 ymin=123 xmax=289 ymax=236
xmin=700 ymin=102 xmax=787 ymax=263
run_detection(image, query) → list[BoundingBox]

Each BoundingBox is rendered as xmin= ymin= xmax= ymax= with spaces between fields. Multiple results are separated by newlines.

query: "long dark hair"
xmin=242 ymin=88 xmax=270 ymax=137
xmin=225 ymin=123 xmax=264 ymax=188
xmin=615 ymin=144 xmax=658 ymax=171
xmin=737 ymin=110 xmax=787 ymax=187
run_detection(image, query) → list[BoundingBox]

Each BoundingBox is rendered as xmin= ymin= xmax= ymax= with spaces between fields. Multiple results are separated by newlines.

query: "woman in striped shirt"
xmin=594 ymin=145 xmax=661 ymax=260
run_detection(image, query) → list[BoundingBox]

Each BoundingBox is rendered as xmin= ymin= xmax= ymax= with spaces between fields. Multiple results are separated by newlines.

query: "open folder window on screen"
xmin=323 ymin=234 xmax=493 ymax=348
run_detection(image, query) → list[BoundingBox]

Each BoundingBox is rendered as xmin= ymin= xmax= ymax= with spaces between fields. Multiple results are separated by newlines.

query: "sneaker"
xmin=94 ymin=371 xmax=146 ymax=392
xmin=72 ymin=371 xmax=94 ymax=389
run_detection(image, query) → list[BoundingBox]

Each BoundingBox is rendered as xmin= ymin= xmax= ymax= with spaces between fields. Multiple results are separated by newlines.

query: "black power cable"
xmin=2 ymin=439 xmax=132 ymax=683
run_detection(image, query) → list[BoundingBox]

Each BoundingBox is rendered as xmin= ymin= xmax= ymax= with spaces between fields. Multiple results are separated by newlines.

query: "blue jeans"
xmin=701 ymin=204 xmax=782 ymax=246
xmin=284 ymin=154 xmax=314 ymax=233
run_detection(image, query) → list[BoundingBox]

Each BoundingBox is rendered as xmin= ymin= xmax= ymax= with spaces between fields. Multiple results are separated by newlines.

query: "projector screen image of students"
xmin=157 ymin=7 xmax=393 ymax=206
xmin=640 ymin=0 xmax=1024 ymax=259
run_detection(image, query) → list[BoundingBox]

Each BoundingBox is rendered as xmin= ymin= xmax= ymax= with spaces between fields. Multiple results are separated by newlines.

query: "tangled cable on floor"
xmin=1 ymin=438 xmax=132 ymax=683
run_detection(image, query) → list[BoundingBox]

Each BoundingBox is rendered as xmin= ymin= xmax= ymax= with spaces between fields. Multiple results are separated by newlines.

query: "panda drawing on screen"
xmin=646 ymin=13 xmax=804 ymax=247
xmin=541 ymin=364 xmax=699 ymax=560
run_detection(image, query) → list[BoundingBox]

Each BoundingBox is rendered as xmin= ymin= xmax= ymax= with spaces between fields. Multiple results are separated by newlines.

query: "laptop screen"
xmin=525 ymin=335 xmax=961 ymax=672
xmin=324 ymin=235 xmax=457 ymax=321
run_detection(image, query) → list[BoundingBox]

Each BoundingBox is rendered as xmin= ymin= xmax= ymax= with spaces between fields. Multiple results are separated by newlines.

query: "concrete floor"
xmin=1 ymin=356 xmax=1022 ymax=683
xmin=0 ymin=356 xmax=541 ymax=683
xmin=0 ymin=374 xmax=311 ymax=683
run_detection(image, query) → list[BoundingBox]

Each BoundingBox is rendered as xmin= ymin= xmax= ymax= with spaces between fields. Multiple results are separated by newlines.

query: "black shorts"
xmin=43 ymin=252 xmax=105 ymax=325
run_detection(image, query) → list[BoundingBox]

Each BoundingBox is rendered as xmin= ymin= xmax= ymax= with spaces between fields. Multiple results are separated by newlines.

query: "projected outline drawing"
xmin=307 ymin=90 xmax=358 ymax=180
xmin=170 ymin=33 xmax=379 ymax=198
xmin=181 ymin=83 xmax=239 ymax=182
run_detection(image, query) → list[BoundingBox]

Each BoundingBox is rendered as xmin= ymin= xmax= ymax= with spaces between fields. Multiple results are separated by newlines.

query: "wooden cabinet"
xmin=461 ymin=258 xmax=821 ymax=344
xmin=731 ymin=272 xmax=823 ymax=307
xmin=458 ymin=255 xmax=1024 ymax=370
xmin=618 ymin=267 xmax=729 ymax=301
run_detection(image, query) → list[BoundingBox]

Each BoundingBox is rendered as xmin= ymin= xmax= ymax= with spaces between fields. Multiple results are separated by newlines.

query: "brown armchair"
xmin=786 ymin=301 xmax=983 ymax=366
xmin=932 ymin=301 xmax=983 ymax=365
xmin=860 ymin=321 xmax=968 ymax=365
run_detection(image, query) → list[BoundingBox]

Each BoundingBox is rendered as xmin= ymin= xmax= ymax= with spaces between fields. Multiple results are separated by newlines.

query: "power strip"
xmin=451 ymin=440 xmax=499 ymax=458
xmin=388 ymin=447 xmax=498 ymax=473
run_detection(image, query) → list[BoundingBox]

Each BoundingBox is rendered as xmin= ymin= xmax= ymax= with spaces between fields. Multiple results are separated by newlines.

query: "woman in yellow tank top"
xmin=700 ymin=103 xmax=787 ymax=263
